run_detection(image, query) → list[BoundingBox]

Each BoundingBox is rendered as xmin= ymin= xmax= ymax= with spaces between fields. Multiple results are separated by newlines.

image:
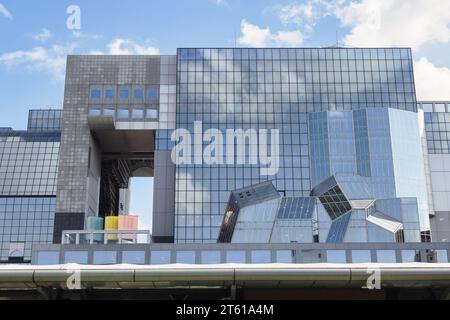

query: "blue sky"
xmin=1 ymin=0 xmax=450 ymax=229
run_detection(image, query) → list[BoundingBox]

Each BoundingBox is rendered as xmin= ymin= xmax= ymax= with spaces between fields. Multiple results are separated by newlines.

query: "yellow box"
xmin=105 ymin=216 xmax=119 ymax=240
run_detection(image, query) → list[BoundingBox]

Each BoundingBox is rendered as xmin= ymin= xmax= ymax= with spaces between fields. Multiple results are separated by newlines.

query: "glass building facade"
xmin=175 ymin=48 xmax=417 ymax=243
xmin=0 ymin=110 xmax=60 ymax=262
xmin=2 ymin=50 xmax=449 ymax=259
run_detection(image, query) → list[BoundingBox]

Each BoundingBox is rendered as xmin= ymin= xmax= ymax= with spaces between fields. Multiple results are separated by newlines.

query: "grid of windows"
xmin=88 ymin=85 xmax=160 ymax=122
xmin=318 ymin=185 xmax=352 ymax=219
xmin=0 ymin=132 xmax=60 ymax=196
xmin=277 ymin=197 xmax=315 ymax=219
xmin=418 ymin=102 xmax=450 ymax=113
xmin=175 ymin=48 xmax=417 ymax=243
xmin=424 ymin=112 xmax=450 ymax=154
xmin=27 ymin=110 xmax=62 ymax=132
xmin=0 ymin=197 xmax=55 ymax=261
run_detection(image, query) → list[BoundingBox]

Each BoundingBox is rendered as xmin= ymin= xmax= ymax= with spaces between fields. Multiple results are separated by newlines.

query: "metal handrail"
xmin=62 ymin=230 xmax=152 ymax=245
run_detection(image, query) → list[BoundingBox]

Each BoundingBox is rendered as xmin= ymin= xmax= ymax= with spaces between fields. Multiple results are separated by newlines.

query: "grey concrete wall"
xmin=86 ymin=135 xmax=102 ymax=220
xmin=152 ymin=150 xmax=176 ymax=242
xmin=55 ymin=55 xmax=174 ymax=242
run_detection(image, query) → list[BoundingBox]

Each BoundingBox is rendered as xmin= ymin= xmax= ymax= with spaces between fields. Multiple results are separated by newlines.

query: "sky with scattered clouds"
xmin=1 ymin=0 xmax=450 ymax=228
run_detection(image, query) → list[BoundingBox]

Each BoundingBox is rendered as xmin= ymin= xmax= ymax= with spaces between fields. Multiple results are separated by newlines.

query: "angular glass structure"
xmin=309 ymin=108 xmax=430 ymax=231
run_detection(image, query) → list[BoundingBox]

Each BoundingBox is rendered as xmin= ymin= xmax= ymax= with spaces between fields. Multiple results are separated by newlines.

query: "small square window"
xmin=132 ymin=109 xmax=144 ymax=119
xmin=133 ymin=88 xmax=144 ymax=100
xmin=146 ymin=109 xmax=158 ymax=119
xmin=105 ymin=89 xmax=115 ymax=99
xmin=117 ymin=108 xmax=129 ymax=119
xmin=147 ymin=88 xmax=158 ymax=101
xmin=90 ymin=89 xmax=101 ymax=99
xmin=435 ymin=104 xmax=446 ymax=113
xmin=120 ymin=89 xmax=129 ymax=99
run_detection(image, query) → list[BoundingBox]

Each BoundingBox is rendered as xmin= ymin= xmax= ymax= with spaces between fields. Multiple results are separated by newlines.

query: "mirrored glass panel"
xmin=276 ymin=250 xmax=293 ymax=263
xmin=351 ymin=250 xmax=372 ymax=263
xmin=226 ymin=250 xmax=246 ymax=263
xmin=37 ymin=251 xmax=59 ymax=265
xmin=436 ymin=250 xmax=449 ymax=263
xmin=201 ymin=251 xmax=221 ymax=264
xmin=326 ymin=250 xmax=347 ymax=263
xmin=150 ymin=250 xmax=171 ymax=265
xmin=401 ymin=250 xmax=420 ymax=262
xmin=176 ymin=251 xmax=196 ymax=264
xmin=64 ymin=251 xmax=88 ymax=264
xmin=251 ymin=250 xmax=271 ymax=263
xmin=93 ymin=251 xmax=117 ymax=265
xmin=122 ymin=251 xmax=145 ymax=264
xmin=376 ymin=250 xmax=396 ymax=263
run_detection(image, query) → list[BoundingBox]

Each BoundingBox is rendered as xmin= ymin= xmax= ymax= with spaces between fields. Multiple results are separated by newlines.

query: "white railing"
xmin=62 ymin=230 xmax=152 ymax=245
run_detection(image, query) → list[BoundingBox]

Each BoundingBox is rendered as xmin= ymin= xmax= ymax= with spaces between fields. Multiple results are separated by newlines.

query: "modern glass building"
xmin=175 ymin=47 xmax=418 ymax=243
xmin=1 ymin=48 xmax=450 ymax=266
xmin=0 ymin=110 xmax=61 ymax=262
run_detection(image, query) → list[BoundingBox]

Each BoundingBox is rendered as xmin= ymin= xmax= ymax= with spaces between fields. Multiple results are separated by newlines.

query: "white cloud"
xmin=93 ymin=38 xmax=160 ymax=55
xmin=71 ymin=30 xmax=103 ymax=40
xmin=33 ymin=28 xmax=53 ymax=42
xmin=275 ymin=0 xmax=348 ymax=32
xmin=238 ymin=19 xmax=303 ymax=47
xmin=0 ymin=3 xmax=12 ymax=20
xmin=212 ymin=0 xmax=227 ymax=6
xmin=277 ymin=2 xmax=315 ymax=31
xmin=0 ymin=38 xmax=159 ymax=80
xmin=0 ymin=44 xmax=75 ymax=80
xmin=334 ymin=0 xmax=450 ymax=51
xmin=414 ymin=57 xmax=450 ymax=101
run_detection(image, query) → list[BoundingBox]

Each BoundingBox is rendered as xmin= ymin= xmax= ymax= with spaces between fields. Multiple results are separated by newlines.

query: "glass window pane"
xmin=37 ymin=251 xmax=59 ymax=265
xmin=132 ymin=109 xmax=144 ymax=119
xmin=422 ymin=103 xmax=433 ymax=112
xmin=93 ymin=251 xmax=117 ymax=265
xmin=133 ymin=88 xmax=144 ymax=99
xmin=147 ymin=88 xmax=158 ymax=101
xmin=90 ymin=89 xmax=101 ymax=99
xmin=105 ymin=89 xmax=115 ymax=99
xmin=401 ymin=250 xmax=419 ymax=262
xmin=435 ymin=104 xmax=446 ymax=112
xmin=226 ymin=250 xmax=246 ymax=263
xmin=176 ymin=251 xmax=196 ymax=264
xmin=276 ymin=250 xmax=293 ymax=263
xmin=88 ymin=108 xmax=101 ymax=116
xmin=151 ymin=250 xmax=171 ymax=265
xmin=65 ymin=251 xmax=88 ymax=264
xmin=436 ymin=250 xmax=448 ymax=263
xmin=376 ymin=250 xmax=396 ymax=263
xmin=120 ymin=89 xmax=129 ymax=99
xmin=326 ymin=250 xmax=347 ymax=263
xmin=103 ymin=108 xmax=115 ymax=117
xmin=146 ymin=109 xmax=158 ymax=119
xmin=251 ymin=250 xmax=271 ymax=263
xmin=201 ymin=251 xmax=221 ymax=264
xmin=122 ymin=251 xmax=145 ymax=264
xmin=117 ymin=108 xmax=129 ymax=119
xmin=351 ymin=250 xmax=372 ymax=263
